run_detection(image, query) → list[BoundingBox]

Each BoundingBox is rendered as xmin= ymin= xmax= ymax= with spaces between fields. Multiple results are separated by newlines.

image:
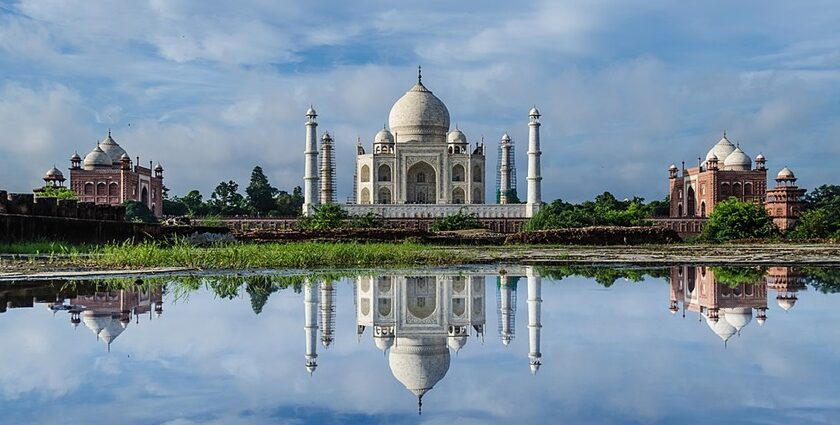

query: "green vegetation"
xmin=431 ymin=209 xmax=483 ymax=232
xmin=789 ymin=185 xmax=840 ymax=239
xmin=35 ymin=186 xmax=78 ymax=200
xmin=701 ymin=198 xmax=776 ymax=242
xmin=123 ymin=200 xmax=157 ymax=223
xmin=1 ymin=240 xmax=466 ymax=269
xmin=536 ymin=265 xmax=669 ymax=287
xmin=709 ymin=266 xmax=767 ymax=287
xmin=525 ymin=192 xmax=659 ymax=231
xmin=163 ymin=166 xmax=304 ymax=218
xmin=297 ymin=203 xmax=349 ymax=230
xmin=350 ymin=212 xmax=385 ymax=229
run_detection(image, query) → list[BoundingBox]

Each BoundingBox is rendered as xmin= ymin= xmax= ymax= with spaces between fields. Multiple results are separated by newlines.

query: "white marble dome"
xmin=706 ymin=314 xmax=737 ymax=342
xmin=723 ymin=307 xmax=753 ymax=332
xmin=44 ymin=166 xmax=64 ymax=180
xmin=388 ymin=336 xmax=450 ymax=397
xmin=375 ymin=335 xmax=395 ymax=351
xmin=777 ymin=167 xmax=795 ymax=180
xmin=374 ymin=128 xmax=394 ymax=144
xmin=706 ymin=135 xmax=736 ymax=164
xmin=723 ymin=146 xmax=752 ymax=171
xmin=388 ymin=82 xmax=450 ymax=143
xmin=777 ymin=297 xmax=797 ymax=311
xmin=99 ymin=133 xmax=127 ymax=165
xmin=447 ymin=128 xmax=466 ymax=144
xmin=447 ymin=335 xmax=467 ymax=352
xmin=83 ymin=145 xmax=113 ymax=170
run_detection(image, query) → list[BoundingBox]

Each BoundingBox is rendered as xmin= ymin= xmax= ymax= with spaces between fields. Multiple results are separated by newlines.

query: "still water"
xmin=1 ymin=266 xmax=838 ymax=425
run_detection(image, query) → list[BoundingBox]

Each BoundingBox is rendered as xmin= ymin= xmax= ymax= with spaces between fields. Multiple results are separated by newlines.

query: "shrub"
xmin=701 ymin=198 xmax=775 ymax=242
xmin=431 ymin=209 xmax=483 ymax=232
xmin=297 ymin=203 xmax=348 ymax=230
xmin=123 ymin=200 xmax=157 ymax=223
xmin=36 ymin=186 xmax=78 ymax=200
xmin=350 ymin=212 xmax=385 ymax=229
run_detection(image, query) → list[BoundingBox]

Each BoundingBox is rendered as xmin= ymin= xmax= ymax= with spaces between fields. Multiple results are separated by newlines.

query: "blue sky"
xmin=1 ymin=0 xmax=839 ymax=202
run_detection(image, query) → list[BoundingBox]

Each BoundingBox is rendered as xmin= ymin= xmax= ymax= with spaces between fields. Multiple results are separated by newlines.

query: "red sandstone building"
xmin=63 ymin=131 xmax=164 ymax=217
xmin=661 ymin=133 xmax=805 ymax=234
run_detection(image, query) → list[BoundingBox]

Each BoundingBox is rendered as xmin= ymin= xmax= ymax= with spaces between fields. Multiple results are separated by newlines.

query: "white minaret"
xmin=304 ymin=280 xmax=319 ymax=374
xmin=319 ymin=132 xmax=335 ymax=205
xmin=526 ymin=267 xmax=542 ymax=374
xmin=499 ymin=133 xmax=512 ymax=205
xmin=526 ymin=107 xmax=542 ymax=217
xmin=498 ymin=272 xmax=516 ymax=346
xmin=303 ymin=106 xmax=320 ymax=216
xmin=319 ymin=280 xmax=335 ymax=348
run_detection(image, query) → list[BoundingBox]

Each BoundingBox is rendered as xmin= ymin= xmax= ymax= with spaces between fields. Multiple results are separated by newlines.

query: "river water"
xmin=1 ymin=265 xmax=838 ymax=425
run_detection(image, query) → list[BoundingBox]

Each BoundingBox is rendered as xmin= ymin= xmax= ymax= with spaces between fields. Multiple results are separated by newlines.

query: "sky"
xmin=1 ymin=271 xmax=839 ymax=424
xmin=1 ymin=0 xmax=839 ymax=202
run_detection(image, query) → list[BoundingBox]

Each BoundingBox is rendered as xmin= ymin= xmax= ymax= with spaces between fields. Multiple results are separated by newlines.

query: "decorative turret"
xmin=707 ymin=153 xmax=719 ymax=171
xmin=120 ymin=153 xmax=131 ymax=171
xmin=447 ymin=127 xmax=468 ymax=154
xmin=43 ymin=165 xmax=65 ymax=187
xmin=373 ymin=126 xmax=395 ymax=154
xmin=755 ymin=153 xmax=766 ymax=170
xmin=668 ymin=163 xmax=678 ymax=179
xmin=154 ymin=163 xmax=164 ymax=178
xmin=70 ymin=151 xmax=82 ymax=169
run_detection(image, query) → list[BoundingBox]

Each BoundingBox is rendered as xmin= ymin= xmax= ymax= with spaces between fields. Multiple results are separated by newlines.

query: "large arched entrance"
xmin=407 ymin=161 xmax=437 ymax=204
xmin=686 ymin=187 xmax=696 ymax=217
xmin=141 ymin=187 xmax=149 ymax=208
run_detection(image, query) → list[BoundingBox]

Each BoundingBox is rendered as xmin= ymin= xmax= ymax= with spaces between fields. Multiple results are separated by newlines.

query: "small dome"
xmin=706 ymin=135 xmax=736 ymax=163
xmin=98 ymin=132 xmax=128 ymax=165
xmin=375 ymin=335 xmax=395 ymax=351
xmin=83 ymin=145 xmax=113 ymax=170
xmin=722 ymin=307 xmax=752 ymax=332
xmin=501 ymin=133 xmax=511 ymax=142
xmin=70 ymin=151 xmax=81 ymax=161
xmin=120 ymin=153 xmax=130 ymax=161
xmin=321 ymin=131 xmax=332 ymax=141
xmin=756 ymin=316 xmax=766 ymax=326
xmin=447 ymin=335 xmax=467 ymax=352
xmin=306 ymin=106 xmax=317 ymax=116
xmin=447 ymin=128 xmax=467 ymax=144
xmin=374 ymin=128 xmax=394 ymax=144
xmin=755 ymin=153 xmax=766 ymax=161
xmin=777 ymin=296 xmax=797 ymax=311
xmin=706 ymin=313 xmax=737 ymax=342
xmin=777 ymin=167 xmax=795 ymax=180
xmin=669 ymin=164 xmax=678 ymax=171
xmin=388 ymin=80 xmax=450 ymax=143
xmin=723 ymin=146 xmax=752 ymax=170
xmin=44 ymin=166 xmax=64 ymax=180
xmin=529 ymin=106 xmax=540 ymax=116
xmin=154 ymin=163 xmax=163 ymax=172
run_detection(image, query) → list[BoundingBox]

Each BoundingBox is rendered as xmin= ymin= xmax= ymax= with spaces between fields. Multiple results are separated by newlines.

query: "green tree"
xmin=297 ymin=203 xmax=348 ymax=229
xmin=431 ymin=209 xmax=483 ymax=231
xmin=246 ymin=166 xmax=278 ymax=216
xmin=789 ymin=209 xmax=832 ymax=239
xmin=208 ymin=181 xmax=248 ymax=216
xmin=274 ymin=186 xmax=305 ymax=217
xmin=702 ymin=198 xmax=776 ymax=242
xmin=123 ymin=200 xmax=157 ymax=223
xmin=245 ymin=276 xmax=277 ymax=315
xmin=35 ymin=186 xmax=78 ymax=200
xmin=163 ymin=196 xmax=189 ymax=216
xmin=181 ymin=190 xmax=208 ymax=216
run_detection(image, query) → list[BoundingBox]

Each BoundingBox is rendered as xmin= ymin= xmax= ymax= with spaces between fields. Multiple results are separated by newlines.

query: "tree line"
xmin=163 ymin=166 xmax=304 ymax=218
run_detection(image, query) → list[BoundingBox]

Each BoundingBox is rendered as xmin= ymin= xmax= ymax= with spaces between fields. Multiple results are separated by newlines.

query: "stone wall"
xmin=0 ymin=190 xmax=158 ymax=243
xmin=195 ymin=216 xmax=527 ymax=234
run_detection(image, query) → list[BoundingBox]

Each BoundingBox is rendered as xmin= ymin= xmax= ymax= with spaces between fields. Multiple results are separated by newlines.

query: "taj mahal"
xmin=302 ymin=68 xmax=543 ymax=219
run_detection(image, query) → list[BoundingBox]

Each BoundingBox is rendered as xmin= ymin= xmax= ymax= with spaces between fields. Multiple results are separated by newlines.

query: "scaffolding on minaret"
xmin=319 ymin=132 xmax=336 ymax=204
xmin=496 ymin=275 xmax=518 ymax=345
xmin=496 ymin=138 xmax=518 ymax=203
xmin=319 ymin=281 xmax=336 ymax=348
xmin=351 ymin=137 xmax=360 ymax=203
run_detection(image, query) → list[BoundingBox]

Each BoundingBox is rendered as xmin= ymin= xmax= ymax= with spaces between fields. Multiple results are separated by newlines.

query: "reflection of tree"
xmin=535 ymin=266 xmax=669 ymax=287
xmin=802 ymin=267 xmax=840 ymax=294
xmin=709 ymin=267 xmax=767 ymax=288
xmin=245 ymin=276 xmax=277 ymax=314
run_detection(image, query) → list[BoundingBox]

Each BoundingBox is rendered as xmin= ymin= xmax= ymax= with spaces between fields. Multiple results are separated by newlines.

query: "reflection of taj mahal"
xmin=303 ymin=268 xmax=544 ymax=413
xmin=303 ymin=68 xmax=544 ymax=220
xmin=669 ymin=266 xmax=805 ymax=345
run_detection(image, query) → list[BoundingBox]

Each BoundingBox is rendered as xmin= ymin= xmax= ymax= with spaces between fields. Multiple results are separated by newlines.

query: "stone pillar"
xmin=304 ymin=280 xmax=319 ymax=374
xmin=526 ymin=108 xmax=542 ymax=217
xmin=303 ymin=107 xmax=320 ymax=216
xmin=499 ymin=134 xmax=511 ymax=205
xmin=526 ymin=267 xmax=542 ymax=374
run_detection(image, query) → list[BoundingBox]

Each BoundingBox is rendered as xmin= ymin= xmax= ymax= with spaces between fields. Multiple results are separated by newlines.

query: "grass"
xmin=0 ymin=240 xmax=471 ymax=270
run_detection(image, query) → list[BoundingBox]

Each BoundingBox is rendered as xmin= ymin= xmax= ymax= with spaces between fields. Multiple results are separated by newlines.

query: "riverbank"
xmin=1 ymin=241 xmax=839 ymax=277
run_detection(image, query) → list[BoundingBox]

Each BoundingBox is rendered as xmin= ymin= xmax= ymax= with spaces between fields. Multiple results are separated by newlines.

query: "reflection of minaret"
xmin=304 ymin=281 xmax=319 ymax=374
xmin=497 ymin=272 xmax=517 ymax=346
xmin=526 ymin=267 xmax=542 ymax=374
xmin=319 ymin=281 xmax=335 ymax=348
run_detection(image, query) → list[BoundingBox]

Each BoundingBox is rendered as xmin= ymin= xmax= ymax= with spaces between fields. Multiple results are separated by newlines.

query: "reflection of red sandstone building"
xmin=67 ymin=131 xmax=164 ymax=217
xmin=669 ymin=266 xmax=805 ymax=345
xmin=659 ymin=134 xmax=805 ymax=234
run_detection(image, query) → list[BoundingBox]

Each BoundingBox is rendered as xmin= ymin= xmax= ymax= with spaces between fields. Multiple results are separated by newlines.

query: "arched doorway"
xmin=378 ymin=187 xmax=391 ymax=204
xmin=377 ymin=164 xmax=391 ymax=182
xmin=141 ymin=187 xmax=149 ymax=207
xmin=472 ymin=188 xmax=482 ymax=204
xmin=360 ymin=188 xmax=370 ymax=204
xmin=360 ymin=165 xmax=370 ymax=182
xmin=407 ymin=161 xmax=436 ymax=204
xmin=686 ymin=187 xmax=696 ymax=217
xmin=452 ymin=164 xmax=465 ymax=182
xmin=452 ymin=187 xmax=465 ymax=204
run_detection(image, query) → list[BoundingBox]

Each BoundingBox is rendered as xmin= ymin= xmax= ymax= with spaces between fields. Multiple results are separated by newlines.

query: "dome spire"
xmin=418 ymin=394 xmax=423 ymax=415
xmin=418 ymin=65 xmax=422 ymax=85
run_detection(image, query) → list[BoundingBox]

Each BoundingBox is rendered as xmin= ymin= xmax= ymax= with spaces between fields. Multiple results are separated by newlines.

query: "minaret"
xmin=526 ymin=267 xmax=542 ymax=374
xmin=319 ymin=280 xmax=336 ymax=348
xmin=499 ymin=133 xmax=512 ymax=204
xmin=303 ymin=106 xmax=320 ymax=216
xmin=304 ymin=280 xmax=319 ymax=374
xmin=526 ymin=107 xmax=542 ymax=217
xmin=497 ymin=272 xmax=516 ymax=346
xmin=319 ymin=132 xmax=336 ymax=204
